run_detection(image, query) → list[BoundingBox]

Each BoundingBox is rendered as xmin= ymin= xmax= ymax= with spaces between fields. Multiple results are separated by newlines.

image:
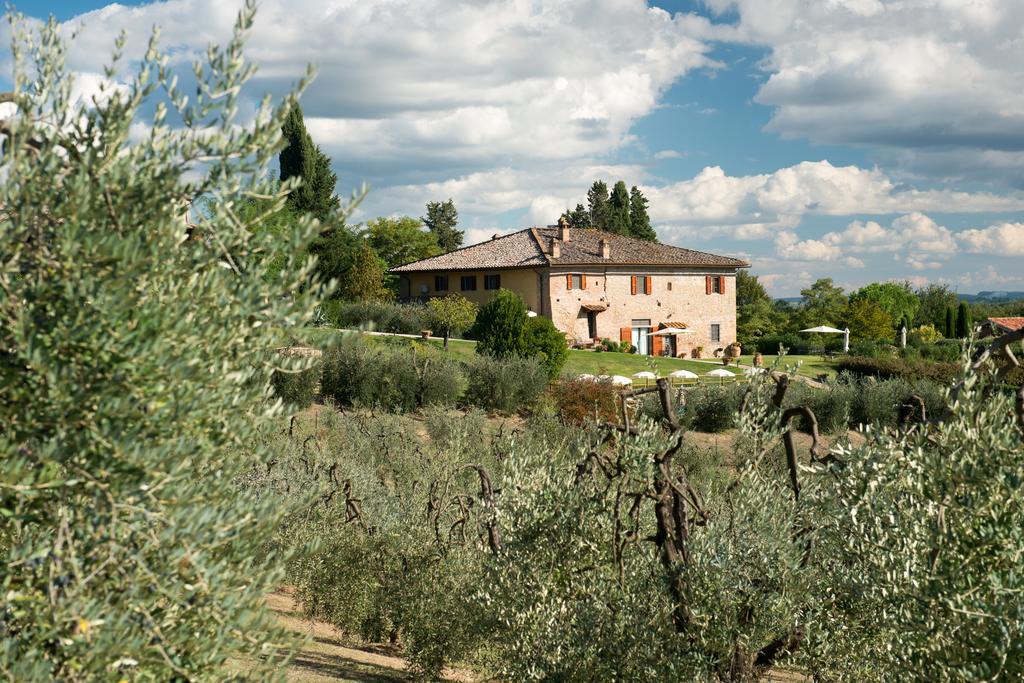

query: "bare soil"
xmin=269 ymin=589 xmax=476 ymax=683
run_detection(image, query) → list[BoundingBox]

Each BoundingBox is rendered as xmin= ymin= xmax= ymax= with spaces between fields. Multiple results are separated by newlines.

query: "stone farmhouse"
xmin=389 ymin=220 xmax=749 ymax=358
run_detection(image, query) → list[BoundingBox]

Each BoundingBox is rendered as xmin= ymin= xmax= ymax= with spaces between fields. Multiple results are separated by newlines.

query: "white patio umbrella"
xmin=633 ymin=370 xmax=658 ymax=386
xmin=668 ymin=369 xmax=699 ymax=385
xmin=610 ymin=375 xmax=633 ymax=386
xmin=706 ymin=368 xmax=737 ymax=384
xmin=799 ymin=325 xmax=850 ymax=353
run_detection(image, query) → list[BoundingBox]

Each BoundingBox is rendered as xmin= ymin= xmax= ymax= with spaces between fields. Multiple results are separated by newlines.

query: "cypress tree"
xmin=628 ymin=185 xmax=657 ymax=241
xmin=587 ymin=180 xmax=611 ymax=231
xmin=279 ymin=103 xmax=340 ymax=222
xmin=945 ymin=305 xmax=955 ymax=338
xmin=607 ymin=181 xmax=631 ymax=235
xmin=423 ymin=199 xmax=463 ymax=252
xmin=955 ymin=301 xmax=973 ymax=339
xmin=563 ymin=203 xmax=591 ymax=229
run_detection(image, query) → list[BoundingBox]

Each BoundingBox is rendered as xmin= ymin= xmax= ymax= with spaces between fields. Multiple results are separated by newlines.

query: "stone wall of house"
xmin=400 ymin=268 xmax=543 ymax=312
xmin=547 ymin=266 xmax=738 ymax=357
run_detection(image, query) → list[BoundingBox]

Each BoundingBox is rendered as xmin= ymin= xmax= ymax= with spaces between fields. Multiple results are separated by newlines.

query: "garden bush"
xmin=549 ymin=377 xmax=620 ymax=425
xmin=0 ymin=10 xmax=311 ymax=677
xmin=835 ymin=355 xmax=959 ymax=385
xmin=271 ymin=361 xmax=320 ymax=408
xmin=462 ymin=354 xmax=549 ymax=414
xmin=320 ymin=338 xmax=464 ymax=412
xmin=524 ymin=315 xmax=569 ymax=378
xmin=685 ymin=383 xmax=746 ymax=432
xmin=783 ymin=382 xmax=853 ymax=434
xmin=843 ymin=376 xmax=947 ymax=428
xmin=753 ymin=333 xmax=826 ymax=355
xmin=321 ymin=299 xmax=431 ymax=335
xmin=753 ymin=331 xmax=839 ymax=356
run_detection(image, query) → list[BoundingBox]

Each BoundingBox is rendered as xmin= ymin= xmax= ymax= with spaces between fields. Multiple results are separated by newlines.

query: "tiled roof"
xmin=987 ymin=317 xmax=1024 ymax=332
xmin=388 ymin=229 xmax=547 ymax=272
xmin=536 ymin=227 xmax=749 ymax=267
xmin=388 ymin=227 xmax=749 ymax=272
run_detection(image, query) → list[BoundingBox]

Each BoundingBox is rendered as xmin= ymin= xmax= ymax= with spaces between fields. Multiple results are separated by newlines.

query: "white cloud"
xmin=643 ymin=161 xmax=1024 ymax=238
xmin=654 ymin=149 xmax=685 ymax=159
xmin=51 ymin=0 xmax=717 ymax=176
xmin=703 ymin=0 xmax=1024 ymax=181
xmin=958 ymin=221 xmax=1024 ymax=256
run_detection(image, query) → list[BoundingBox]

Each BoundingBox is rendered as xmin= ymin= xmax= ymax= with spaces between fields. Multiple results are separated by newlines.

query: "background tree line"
xmin=737 ymin=272 xmax=1024 ymax=350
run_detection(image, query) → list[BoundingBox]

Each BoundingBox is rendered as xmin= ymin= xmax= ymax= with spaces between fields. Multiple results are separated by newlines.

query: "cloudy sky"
xmin=19 ymin=0 xmax=1024 ymax=295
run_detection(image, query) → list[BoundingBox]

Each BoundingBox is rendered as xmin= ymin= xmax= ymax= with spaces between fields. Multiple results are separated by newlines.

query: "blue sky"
xmin=17 ymin=0 xmax=1024 ymax=295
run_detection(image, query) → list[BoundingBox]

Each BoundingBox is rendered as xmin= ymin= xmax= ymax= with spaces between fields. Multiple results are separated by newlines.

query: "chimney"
xmin=599 ymin=238 xmax=610 ymax=259
xmin=550 ymin=239 xmax=561 ymax=258
xmin=558 ymin=215 xmax=571 ymax=242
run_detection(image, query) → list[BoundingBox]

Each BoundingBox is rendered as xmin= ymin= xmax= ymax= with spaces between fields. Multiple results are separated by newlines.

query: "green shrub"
xmin=808 ymin=367 xmax=1024 ymax=679
xmin=0 ymin=10 xmax=309 ymax=677
xmin=836 ymin=355 xmax=959 ymax=384
xmin=271 ymin=360 xmax=320 ymax=408
xmin=753 ymin=333 xmax=841 ymax=355
xmin=471 ymin=289 xmax=528 ymax=358
xmin=321 ymin=299 xmax=430 ymax=335
xmin=320 ymin=338 xmax=463 ymax=412
xmin=463 ymin=354 xmax=548 ymax=414
xmin=686 ymin=384 xmax=745 ymax=432
xmin=784 ymin=382 xmax=853 ymax=434
xmin=844 ymin=376 xmax=947 ymax=428
xmin=524 ymin=315 xmax=569 ymax=378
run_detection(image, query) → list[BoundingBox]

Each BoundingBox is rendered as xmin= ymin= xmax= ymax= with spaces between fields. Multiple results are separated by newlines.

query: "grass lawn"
xmin=739 ymin=354 xmax=838 ymax=379
xmin=288 ymin=328 xmax=839 ymax=381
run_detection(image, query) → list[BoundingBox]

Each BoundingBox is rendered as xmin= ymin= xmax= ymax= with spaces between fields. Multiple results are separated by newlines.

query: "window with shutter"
xmin=581 ymin=274 xmax=587 ymax=289
xmin=631 ymin=276 xmax=637 ymax=295
xmin=566 ymin=274 xmax=573 ymax=290
xmin=712 ymin=276 xmax=722 ymax=294
xmin=644 ymin=276 xmax=652 ymax=295
xmin=706 ymin=276 xmax=712 ymax=295
xmin=718 ymin=275 xmax=726 ymax=294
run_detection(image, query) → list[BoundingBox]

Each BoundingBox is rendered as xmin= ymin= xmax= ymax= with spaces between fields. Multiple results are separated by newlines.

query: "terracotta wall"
xmin=547 ymin=266 xmax=738 ymax=356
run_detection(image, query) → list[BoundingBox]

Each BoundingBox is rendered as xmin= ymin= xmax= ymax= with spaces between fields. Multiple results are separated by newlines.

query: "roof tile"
xmin=389 ymin=227 xmax=748 ymax=272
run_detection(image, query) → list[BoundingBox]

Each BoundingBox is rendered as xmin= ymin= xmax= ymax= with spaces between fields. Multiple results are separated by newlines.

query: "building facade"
xmin=390 ymin=222 xmax=748 ymax=358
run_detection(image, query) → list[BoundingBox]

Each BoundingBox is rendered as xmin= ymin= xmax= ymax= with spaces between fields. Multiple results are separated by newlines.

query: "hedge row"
xmin=835 ymin=356 xmax=960 ymax=385
xmin=271 ymin=338 xmax=548 ymax=414
xmin=319 ymin=300 xmax=432 ymax=336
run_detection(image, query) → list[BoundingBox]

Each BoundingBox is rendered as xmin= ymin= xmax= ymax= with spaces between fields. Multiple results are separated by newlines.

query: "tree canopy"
xmin=422 ymin=199 xmax=463 ymax=252
xmin=364 ymin=216 xmax=441 ymax=269
xmin=851 ymin=282 xmax=919 ymax=330
xmin=799 ymin=278 xmax=848 ymax=328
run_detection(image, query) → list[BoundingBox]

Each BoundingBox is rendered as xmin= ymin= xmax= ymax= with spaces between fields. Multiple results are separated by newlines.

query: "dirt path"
xmin=269 ymin=590 xmax=475 ymax=683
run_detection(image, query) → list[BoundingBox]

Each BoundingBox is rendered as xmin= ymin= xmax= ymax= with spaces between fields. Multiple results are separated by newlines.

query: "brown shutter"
xmin=706 ymin=275 xmax=712 ymax=295
xmin=631 ymin=276 xmax=637 ymax=295
xmin=718 ymin=275 xmax=726 ymax=294
xmin=620 ymin=326 xmax=632 ymax=343
xmin=644 ymin=276 xmax=652 ymax=295
xmin=581 ymin=274 xmax=587 ymax=289
xmin=566 ymin=274 xmax=572 ymax=290
xmin=652 ymin=334 xmax=664 ymax=356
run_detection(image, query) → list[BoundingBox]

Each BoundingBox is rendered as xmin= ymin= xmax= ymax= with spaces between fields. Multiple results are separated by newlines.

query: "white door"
xmin=631 ymin=319 xmax=652 ymax=355
xmin=631 ymin=327 xmax=651 ymax=355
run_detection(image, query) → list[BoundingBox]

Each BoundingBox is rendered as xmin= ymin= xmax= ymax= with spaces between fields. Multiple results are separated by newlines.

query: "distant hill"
xmin=957 ymin=291 xmax=1024 ymax=303
xmin=774 ymin=291 xmax=1024 ymax=305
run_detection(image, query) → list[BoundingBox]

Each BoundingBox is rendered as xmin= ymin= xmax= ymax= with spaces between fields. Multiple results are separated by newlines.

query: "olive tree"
xmin=0 ymin=5 xmax=346 ymax=679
